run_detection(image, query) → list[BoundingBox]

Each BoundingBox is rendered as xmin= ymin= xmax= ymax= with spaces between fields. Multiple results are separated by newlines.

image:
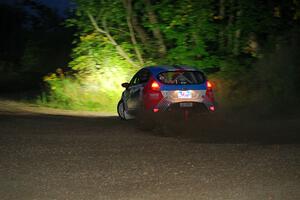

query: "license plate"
xmin=180 ymin=102 xmax=193 ymax=107
xmin=178 ymin=90 xmax=192 ymax=99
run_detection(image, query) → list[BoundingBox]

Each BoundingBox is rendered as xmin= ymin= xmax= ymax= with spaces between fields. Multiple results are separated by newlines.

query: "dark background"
xmin=0 ymin=0 xmax=74 ymax=93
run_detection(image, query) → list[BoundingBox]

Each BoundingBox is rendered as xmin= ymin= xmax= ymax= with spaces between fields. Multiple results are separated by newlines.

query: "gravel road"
xmin=0 ymin=100 xmax=299 ymax=200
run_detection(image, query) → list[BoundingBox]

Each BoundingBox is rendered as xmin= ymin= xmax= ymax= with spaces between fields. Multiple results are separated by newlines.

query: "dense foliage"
xmin=42 ymin=0 xmax=300 ymax=113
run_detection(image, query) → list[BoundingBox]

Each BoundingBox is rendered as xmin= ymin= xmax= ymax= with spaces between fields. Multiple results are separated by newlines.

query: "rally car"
xmin=117 ymin=66 xmax=215 ymax=120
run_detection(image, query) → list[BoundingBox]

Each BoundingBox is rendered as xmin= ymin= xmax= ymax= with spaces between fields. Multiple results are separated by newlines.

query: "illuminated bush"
xmin=41 ymin=33 xmax=137 ymax=111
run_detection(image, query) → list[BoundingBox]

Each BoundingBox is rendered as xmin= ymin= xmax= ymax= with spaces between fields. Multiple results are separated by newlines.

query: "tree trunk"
xmin=218 ymin=0 xmax=226 ymax=51
xmin=132 ymin=13 xmax=151 ymax=51
xmin=87 ymin=12 xmax=138 ymax=67
xmin=144 ymin=0 xmax=167 ymax=57
xmin=227 ymin=0 xmax=235 ymax=53
xmin=233 ymin=9 xmax=242 ymax=55
xmin=123 ymin=0 xmax=144 ymax=66
xmin=233 ymin=28 xmax=241 ymax=55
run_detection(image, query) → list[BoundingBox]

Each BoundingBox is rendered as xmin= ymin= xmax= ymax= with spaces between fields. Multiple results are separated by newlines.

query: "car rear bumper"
xmin=154 ymin=101 xmax=214 ymax=113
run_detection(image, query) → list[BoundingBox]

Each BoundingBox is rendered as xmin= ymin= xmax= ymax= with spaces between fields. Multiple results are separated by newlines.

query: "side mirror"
xmin=121 ymin=82 xmax=130 ymax=88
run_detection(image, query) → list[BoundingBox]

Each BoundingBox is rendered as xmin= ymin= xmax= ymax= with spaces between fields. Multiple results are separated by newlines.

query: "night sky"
xmin=1 ymin=0 xmax=72 ymax=15
xmin=38 ymin=0 xmax=72 ymax=12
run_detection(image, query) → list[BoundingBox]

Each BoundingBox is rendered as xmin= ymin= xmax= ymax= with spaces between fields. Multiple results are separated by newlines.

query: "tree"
xmin=0 ymin=3 xmax=25 ymax=72
xmin=123 ymin=0 xmax=144 ymax=65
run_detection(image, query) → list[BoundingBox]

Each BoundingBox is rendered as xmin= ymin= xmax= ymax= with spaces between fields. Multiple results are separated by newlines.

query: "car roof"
xmin=144 ymin=65 xmax=200 ymax=76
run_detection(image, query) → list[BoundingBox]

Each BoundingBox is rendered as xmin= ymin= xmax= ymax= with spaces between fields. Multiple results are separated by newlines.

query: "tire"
xmin=117 ymin=100 xmax=126 ymax=120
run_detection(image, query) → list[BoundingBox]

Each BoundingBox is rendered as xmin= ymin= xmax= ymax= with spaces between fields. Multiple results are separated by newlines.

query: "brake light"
xmin=151 ymin=81 xmax=160 ymax=91
xmin=209 ymin=105 xmax=215 ymax=112
xmin=143 ymin=78 xmax=163 ymax=110
xmin=207 ymin=81 xmax=212 ymax=90
xmin=153 ymin=108 xmax=159 ymax=113
xmin=206 ymin=80 xmax=214 ymax=102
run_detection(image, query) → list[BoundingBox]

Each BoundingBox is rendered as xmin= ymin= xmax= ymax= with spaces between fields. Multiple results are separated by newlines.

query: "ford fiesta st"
xmin=117 ymin=66 xmax=215 ymax=120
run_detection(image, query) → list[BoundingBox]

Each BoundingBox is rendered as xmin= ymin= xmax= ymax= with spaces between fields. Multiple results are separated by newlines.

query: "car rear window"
xmin=157 ymin=71 xmax=205 ymax=85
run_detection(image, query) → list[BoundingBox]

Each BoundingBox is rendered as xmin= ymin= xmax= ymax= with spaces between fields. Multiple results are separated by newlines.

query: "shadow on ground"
xmin=1 ymin=109 xmax=300 ymax=145
xmin=140 ymin=112 xmax=300 ymax=145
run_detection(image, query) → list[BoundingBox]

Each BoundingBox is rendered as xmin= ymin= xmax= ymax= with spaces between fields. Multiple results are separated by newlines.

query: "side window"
xmin=133 ymin=75 xmax=141 ymax=85
xmin=131 ymin=75 xmax=140 ymax=85
xmin=130 ymin=69 xmax=150 ymax=85
xmin=139 ymin=69 xmax=150 ymax=84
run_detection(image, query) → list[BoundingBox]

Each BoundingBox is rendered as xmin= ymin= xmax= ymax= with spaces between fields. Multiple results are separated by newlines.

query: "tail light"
xmin=143 ymin=78 xmax=163 ymax=111
xmin=207 ymin=81 xmax=212 ymax=89
xmin=153 ymin=108 xmax=159 ymax=113
xmin=206 ymin=80 xmax=214 ymax=102
xmin=209 ymin=105 xmax=215 ymax=112
xmin=151 ymin=81 xmax=160 ymax=91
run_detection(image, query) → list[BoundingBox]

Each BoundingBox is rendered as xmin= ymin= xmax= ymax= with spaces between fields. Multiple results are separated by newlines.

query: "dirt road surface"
xmin=0 ymin=100 xmax=299 ymax=200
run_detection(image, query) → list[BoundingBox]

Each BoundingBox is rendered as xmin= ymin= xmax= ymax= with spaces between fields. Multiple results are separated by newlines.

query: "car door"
xmin=126 ymin=69 xmax=150 ymax=112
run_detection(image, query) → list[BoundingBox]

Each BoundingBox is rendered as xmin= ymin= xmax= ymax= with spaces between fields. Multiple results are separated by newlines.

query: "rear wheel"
xmin=117 ymin=100 xmax=126 ymax=120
